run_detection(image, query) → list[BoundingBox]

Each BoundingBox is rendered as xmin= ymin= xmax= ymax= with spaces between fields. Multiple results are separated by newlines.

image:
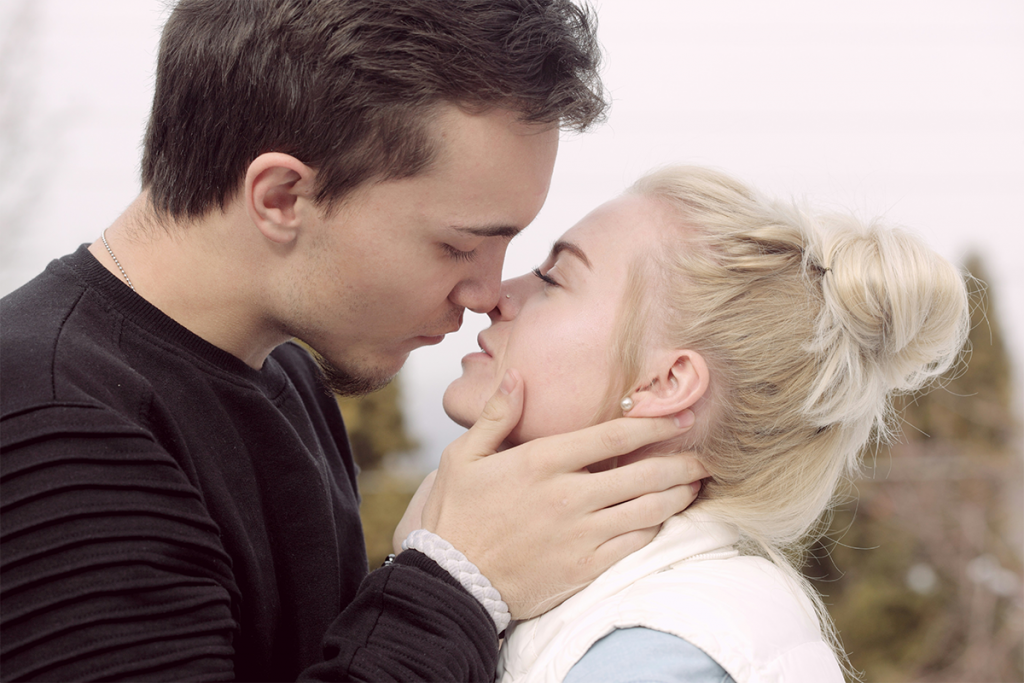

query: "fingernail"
xmin=674 ymin=410 xmax=695 ymax=429
xmin=500 ymin=370 xmax=516 ymax=395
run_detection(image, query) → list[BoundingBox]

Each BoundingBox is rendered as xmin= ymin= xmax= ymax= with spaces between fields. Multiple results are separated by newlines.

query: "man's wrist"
xmin=401 ymin=529 xmax=511 ymax=634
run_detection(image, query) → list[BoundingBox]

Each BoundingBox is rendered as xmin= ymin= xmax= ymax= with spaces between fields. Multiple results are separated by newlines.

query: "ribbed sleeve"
xmin=303 ymin=550 xmax=499 ymax=682
xmin=1 ymin=410 xmax=238 ymax=681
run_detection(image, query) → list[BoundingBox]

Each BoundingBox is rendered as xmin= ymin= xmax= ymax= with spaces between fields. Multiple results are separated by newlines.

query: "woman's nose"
xmin=488 ymin=274 xmax=532 ymax=322
xmin=487 ymin=284 xmax=513 ymax=322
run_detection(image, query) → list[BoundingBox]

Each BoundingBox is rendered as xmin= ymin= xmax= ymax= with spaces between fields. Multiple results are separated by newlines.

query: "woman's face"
xmin=443 ymin=193 xmax=672 ymax=445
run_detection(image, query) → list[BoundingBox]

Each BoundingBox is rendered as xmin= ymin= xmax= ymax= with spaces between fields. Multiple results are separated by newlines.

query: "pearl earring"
xmin=620 ymin=397 xmax=634 ymax=412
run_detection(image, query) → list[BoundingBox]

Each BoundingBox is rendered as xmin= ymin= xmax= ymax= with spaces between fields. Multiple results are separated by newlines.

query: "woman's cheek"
xmin=506 ymin=313 xmax=606 ymax=440
xmin=511 ymin=368 xmax=583 ymax=442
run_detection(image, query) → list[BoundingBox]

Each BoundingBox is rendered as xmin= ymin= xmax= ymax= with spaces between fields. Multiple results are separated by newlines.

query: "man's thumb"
xmin=463 ymin=370 xmax=523 ymax=457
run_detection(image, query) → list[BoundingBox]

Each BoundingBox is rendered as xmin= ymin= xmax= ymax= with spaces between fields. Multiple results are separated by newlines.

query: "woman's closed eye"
xmin=532 ymin=267 xmax=559 ymax=287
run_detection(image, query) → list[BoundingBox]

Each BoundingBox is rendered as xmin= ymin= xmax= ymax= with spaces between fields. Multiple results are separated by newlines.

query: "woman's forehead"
xmin=558 ymin=194 xmax=669 ymax=266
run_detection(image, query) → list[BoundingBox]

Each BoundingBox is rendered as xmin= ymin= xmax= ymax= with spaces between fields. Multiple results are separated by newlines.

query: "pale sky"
xmin=3 ymin=0 xmax=1022 ymax=468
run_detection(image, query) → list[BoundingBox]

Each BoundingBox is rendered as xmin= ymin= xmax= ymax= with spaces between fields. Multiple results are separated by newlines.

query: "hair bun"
xmin=803 ymin=214 xmax=970 ymax=433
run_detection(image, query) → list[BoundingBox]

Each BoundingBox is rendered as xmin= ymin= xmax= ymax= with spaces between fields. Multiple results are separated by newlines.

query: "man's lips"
xmin=420 ymin=311 xmax=465 ymax=340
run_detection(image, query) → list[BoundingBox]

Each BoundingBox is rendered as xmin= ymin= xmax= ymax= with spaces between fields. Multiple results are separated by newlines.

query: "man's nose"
xmin=449 ymin=251 xmax=505 ymax=314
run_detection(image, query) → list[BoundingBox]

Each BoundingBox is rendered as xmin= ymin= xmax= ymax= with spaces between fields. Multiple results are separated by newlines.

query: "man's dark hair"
xmin=141 ymin=0 xmax=606 ymax=219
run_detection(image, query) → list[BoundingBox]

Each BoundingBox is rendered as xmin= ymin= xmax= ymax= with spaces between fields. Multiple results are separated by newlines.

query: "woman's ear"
xmin=245 ymin=152 xmax=316 ymax=245
xmin=624 ymin=349 xmax=709 ymax=418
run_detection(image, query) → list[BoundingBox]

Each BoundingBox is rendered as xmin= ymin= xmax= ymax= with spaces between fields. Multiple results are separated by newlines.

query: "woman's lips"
xmin=460 ymin=332 xmax=494 ymax=364
xmin=476 ymin=332 xmax=494 ymax=357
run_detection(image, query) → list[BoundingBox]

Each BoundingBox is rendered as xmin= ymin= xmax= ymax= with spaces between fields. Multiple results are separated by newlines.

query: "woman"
xmin=441 ymin=166 xmax=970 ymax=682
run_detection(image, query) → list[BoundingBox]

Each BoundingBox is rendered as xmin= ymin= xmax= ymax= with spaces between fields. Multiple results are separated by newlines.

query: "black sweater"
xmin=0 ymin=246 xmax=497 ymax=681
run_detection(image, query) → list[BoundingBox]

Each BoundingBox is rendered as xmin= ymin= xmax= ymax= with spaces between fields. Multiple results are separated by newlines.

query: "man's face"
xmin=292 ymin=106 xmax=559 ymax=394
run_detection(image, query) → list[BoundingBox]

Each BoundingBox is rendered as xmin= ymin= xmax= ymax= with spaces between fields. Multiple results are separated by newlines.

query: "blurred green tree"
xmin=807 ymin=254 xmax=1023 ymax=682
xmin=336 ymin=377 xmax=422 ymax=568
xmin=336 ymin=380 xmax=417 ymax=471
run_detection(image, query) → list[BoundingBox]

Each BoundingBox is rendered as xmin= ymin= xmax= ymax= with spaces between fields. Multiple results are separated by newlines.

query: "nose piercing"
xmin=505 ymin=294 xmax=511 ymax=299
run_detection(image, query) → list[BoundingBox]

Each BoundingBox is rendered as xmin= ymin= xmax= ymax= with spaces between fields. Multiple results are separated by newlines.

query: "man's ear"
xmin=625 ymin=349 xmax=709 ymax=418
xmin=245 ymin=152 xmax=316 ymax=245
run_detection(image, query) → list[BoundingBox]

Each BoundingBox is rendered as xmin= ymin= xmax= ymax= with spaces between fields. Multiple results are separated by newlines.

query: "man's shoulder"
xmin=1 ymin=308 xmax=153 ymax=452
xmin=1 ymin=253 xmax=180 ymax=456
xmin=1 ymin=259 xmax=101 ymax=414
xmin=2 ymin=256 xmax=89 ymax=348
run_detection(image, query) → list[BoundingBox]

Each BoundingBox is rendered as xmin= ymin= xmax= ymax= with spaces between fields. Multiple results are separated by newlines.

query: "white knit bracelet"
xmin=402 ymin=529 xmax=511 ymax=634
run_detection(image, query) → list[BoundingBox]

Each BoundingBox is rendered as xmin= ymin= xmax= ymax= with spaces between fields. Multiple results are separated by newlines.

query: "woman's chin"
xmin=442 ymin=380 xmax=534 ymax=444
xmin=446 ymin=410 xmax=476 ymax=429
xmin=441 ymin=384 xmax=481 ymax=429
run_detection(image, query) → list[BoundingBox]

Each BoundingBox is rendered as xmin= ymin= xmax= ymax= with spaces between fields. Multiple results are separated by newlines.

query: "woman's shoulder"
xmin=564 ymin=628 xmax=735 ymax=683
xmin=611 ymin=555 xmax=841 ymax=682
xmin=626 ymin=553 xmax=821 ymax=639
xmin=499 ymin=520 xmax=843 ymax=683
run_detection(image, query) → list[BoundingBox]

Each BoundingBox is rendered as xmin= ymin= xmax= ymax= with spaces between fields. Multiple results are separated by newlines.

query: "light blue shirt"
xmin=564 ymin=627 xmax=736 ymax=683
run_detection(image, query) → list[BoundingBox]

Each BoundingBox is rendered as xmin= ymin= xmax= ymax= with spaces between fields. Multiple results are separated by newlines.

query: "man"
xmin=0 ymin=1 xmax=704 ymax=680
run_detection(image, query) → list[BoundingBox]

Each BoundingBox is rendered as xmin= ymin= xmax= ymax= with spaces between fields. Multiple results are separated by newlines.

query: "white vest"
xmin=497 ymin=511 xmax=844 ymax=683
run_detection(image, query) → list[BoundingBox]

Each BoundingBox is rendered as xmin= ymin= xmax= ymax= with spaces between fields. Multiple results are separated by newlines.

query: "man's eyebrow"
xmin=451 ymin=225 xmax=522 ymax=239
xmin=551 ymin=240 xmax=592 ymax=269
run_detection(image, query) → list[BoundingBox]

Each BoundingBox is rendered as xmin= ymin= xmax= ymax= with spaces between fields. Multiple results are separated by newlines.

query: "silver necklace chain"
xmin=100 ymin=229 xmax=135 ymax=292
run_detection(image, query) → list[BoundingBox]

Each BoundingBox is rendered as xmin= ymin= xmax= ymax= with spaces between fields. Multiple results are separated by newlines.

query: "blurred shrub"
xmin=357 ymin=470 xmax=419 ymax=568
xmin=335 ymin=374 xmax=424 ymax=568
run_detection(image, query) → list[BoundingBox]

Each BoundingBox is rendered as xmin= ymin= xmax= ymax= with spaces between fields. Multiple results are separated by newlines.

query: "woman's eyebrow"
xmin=551 ymin=240 xmax=592 ymax=269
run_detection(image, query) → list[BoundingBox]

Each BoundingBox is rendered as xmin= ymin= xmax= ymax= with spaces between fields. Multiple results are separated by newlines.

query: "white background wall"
xmin=2 ymin=0 xmax=1021 ymax=468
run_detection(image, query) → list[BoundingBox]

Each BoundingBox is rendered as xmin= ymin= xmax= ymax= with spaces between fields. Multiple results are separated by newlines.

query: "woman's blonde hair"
xmin=614 ymin=166 xmax=971 ymax=675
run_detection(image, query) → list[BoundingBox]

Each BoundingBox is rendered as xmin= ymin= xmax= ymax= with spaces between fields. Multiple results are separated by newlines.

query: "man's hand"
xmin=420 ymin=370 xmax=706 ymax=620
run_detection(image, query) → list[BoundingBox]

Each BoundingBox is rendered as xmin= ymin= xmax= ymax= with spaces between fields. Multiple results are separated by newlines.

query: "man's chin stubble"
xmin=316 ymin=355 xmax=395 ymax=397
